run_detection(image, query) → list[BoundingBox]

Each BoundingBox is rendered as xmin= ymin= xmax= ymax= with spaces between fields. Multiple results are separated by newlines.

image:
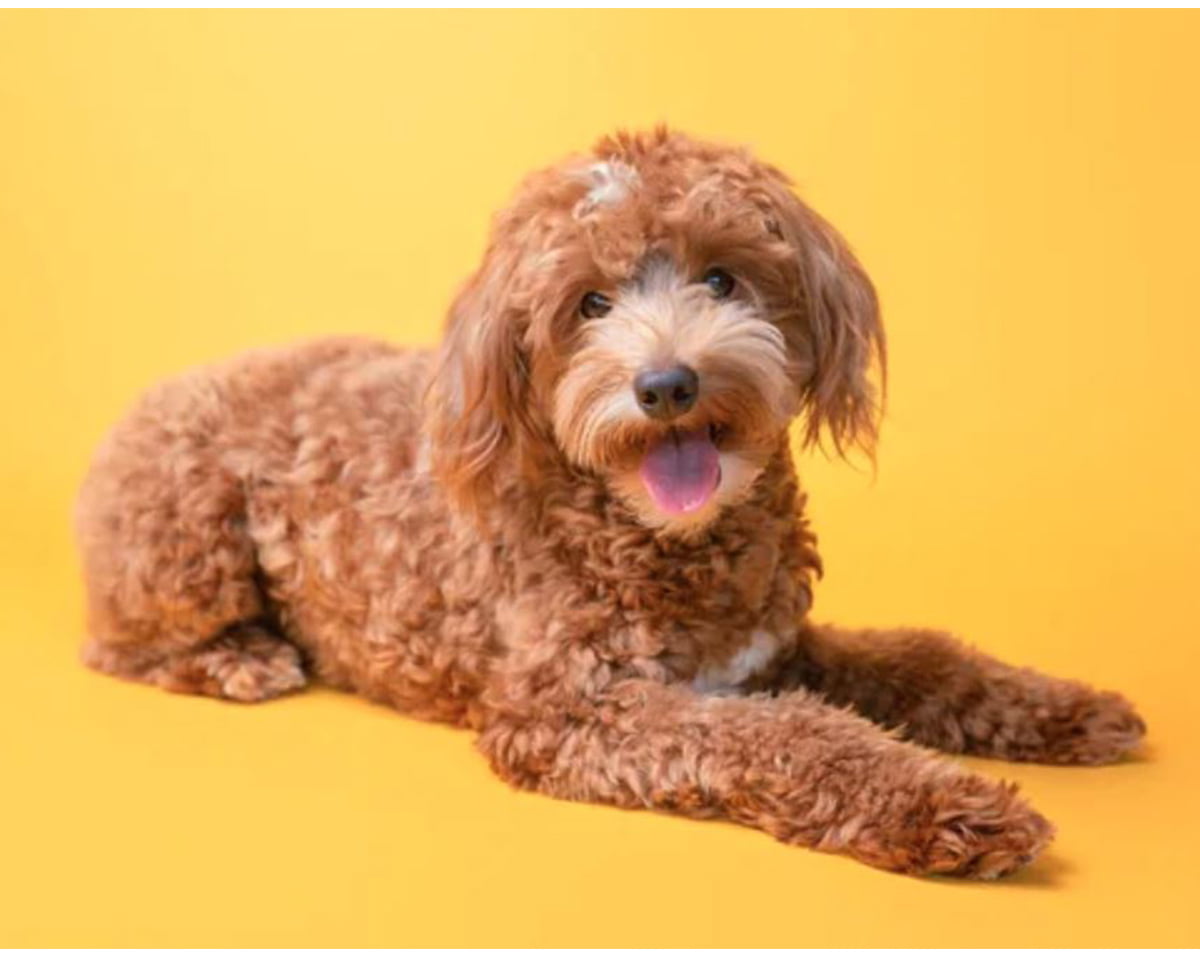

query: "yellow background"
xmin=2 ymin=10 xmax=1198 ymax=947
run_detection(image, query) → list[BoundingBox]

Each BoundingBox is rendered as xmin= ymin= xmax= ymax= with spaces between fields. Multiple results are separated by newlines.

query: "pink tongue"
xmin=639 ymin=429 xmax=721 ymax=515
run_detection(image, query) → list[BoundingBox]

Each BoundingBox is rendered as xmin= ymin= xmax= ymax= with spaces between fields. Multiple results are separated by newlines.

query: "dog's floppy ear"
xmin=765 ymin=176 xmax=886 ymax=457
xmin=425 ymin=242 xmax=540 ymax=510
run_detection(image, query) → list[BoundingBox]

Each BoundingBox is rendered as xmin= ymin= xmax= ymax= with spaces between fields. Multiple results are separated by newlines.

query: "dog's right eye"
xmin=580 ymin=291 xmax=613 ymax=319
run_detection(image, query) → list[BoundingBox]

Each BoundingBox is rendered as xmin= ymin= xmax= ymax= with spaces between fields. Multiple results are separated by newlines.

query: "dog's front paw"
xmin=1033 ymin=688 xmax=1146 ymax=766
xmin=834 ymin=770 xmax=1054 ymax=879
xmin=917 ymin=775 xmax=1054 ymax=879
xmin=965 ymin=674 xmax=1147 ymax=766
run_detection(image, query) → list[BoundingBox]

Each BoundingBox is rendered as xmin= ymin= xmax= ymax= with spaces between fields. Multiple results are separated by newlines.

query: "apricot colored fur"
xmin=76 ymin=129 xmax=1144 ymax=879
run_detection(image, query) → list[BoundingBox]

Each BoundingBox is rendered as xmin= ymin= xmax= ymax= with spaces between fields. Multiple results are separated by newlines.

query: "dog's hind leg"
xmin=75 ymin=389 xmax=307 ymax=703
xmin=761 ymin=624 xmax=1144 ymax=765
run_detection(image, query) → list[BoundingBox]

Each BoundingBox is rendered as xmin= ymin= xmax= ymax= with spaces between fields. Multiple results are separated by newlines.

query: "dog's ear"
xmin=425 ymin=242 xmax=541 ymax=511
xmin=764 ymin=175 xmax=886 ymax=457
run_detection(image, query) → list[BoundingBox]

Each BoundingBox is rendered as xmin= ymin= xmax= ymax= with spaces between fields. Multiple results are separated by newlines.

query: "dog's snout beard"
xmin=550 ymin=291 xmax=796 ymax=527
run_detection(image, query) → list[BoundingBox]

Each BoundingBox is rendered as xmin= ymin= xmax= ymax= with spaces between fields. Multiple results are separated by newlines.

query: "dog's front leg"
xmin=762 ymin=624 xmax=1145 ymax=765
xmin=478 ymin=672 xmax=1052 ymax=878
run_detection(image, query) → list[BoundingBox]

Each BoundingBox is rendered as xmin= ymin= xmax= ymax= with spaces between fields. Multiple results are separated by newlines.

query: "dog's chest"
xmin=690 ymin=629 xmax=784 ymax=693
xmin=605 ymin=530 xmax=809 ymax=693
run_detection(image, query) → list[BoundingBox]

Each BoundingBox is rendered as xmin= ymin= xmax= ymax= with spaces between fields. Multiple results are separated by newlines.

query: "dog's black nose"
xmin=634 ymin=365 xmax=699 ymax=421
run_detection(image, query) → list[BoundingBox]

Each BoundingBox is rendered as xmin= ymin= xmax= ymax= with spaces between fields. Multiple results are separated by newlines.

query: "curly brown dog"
xmin=76 ymin=128 xmax=1145 ymax=878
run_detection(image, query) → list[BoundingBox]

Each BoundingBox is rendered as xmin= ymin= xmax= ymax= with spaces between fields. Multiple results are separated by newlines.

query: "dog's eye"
xmin=702 ymin=268 xmax=736 ymax=299
xmin=580 ymin=291 xmax=613 ymax=319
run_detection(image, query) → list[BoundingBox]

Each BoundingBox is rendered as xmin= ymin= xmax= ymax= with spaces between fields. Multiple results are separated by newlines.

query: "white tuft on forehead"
xmin=575 ymin=160 xmax=640 ymax=214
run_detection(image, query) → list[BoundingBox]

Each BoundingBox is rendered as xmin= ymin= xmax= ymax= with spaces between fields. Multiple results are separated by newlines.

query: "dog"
xmin=76 ymin=128 xmax=1145 ymax=878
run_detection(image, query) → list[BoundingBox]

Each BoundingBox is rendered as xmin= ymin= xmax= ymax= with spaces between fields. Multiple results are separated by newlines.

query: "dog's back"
xmin=76 ymin=337 xmax=496 ymax=726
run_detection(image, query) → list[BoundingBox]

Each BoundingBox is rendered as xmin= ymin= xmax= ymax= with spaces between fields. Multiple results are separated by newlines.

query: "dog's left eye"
xmin=580 ymin=291 xmax=613 ymax=319
xmin=702 ymin=268 xmax=736 ymax=299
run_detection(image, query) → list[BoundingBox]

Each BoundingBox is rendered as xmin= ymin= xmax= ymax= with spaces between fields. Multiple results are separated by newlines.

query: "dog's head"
xmin=427 ymin=128 xmax=884 ymax=530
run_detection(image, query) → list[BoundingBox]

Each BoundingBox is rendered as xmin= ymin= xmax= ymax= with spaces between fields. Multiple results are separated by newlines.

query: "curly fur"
xmin=75 ymin=128 xmax=1144 ymax=879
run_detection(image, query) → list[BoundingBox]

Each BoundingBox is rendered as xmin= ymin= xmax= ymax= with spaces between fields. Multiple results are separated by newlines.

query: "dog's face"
xmin=428 ymin=129 xmax=884 ymax=531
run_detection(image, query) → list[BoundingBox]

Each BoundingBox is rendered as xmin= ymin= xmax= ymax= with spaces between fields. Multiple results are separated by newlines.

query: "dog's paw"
xmin=917 ymin=775 xmax=1054 ymax=879
xmin=157 ymin=624 xmax=308 ymax=703
xmin=1033 ymin=689 xmax=1146 ymax=765
xmin=210 ymin=626 xmax=307 ymax=702
xmin=964 ymin=675 xmax=1147 ymax=766
xmin=834 ymin=770 xmax=1054 ymax=879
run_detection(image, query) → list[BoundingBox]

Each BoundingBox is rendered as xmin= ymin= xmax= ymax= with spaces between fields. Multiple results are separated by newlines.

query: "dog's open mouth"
xmin=638 ymin=425 xmax=723 ymax=515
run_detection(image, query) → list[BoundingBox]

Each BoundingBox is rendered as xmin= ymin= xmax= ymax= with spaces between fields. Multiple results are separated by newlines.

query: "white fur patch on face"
xmin=575 ymin=160 xmax=639 ymax=214
xmin=692 ymin=630 xmax=780 ymax=694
